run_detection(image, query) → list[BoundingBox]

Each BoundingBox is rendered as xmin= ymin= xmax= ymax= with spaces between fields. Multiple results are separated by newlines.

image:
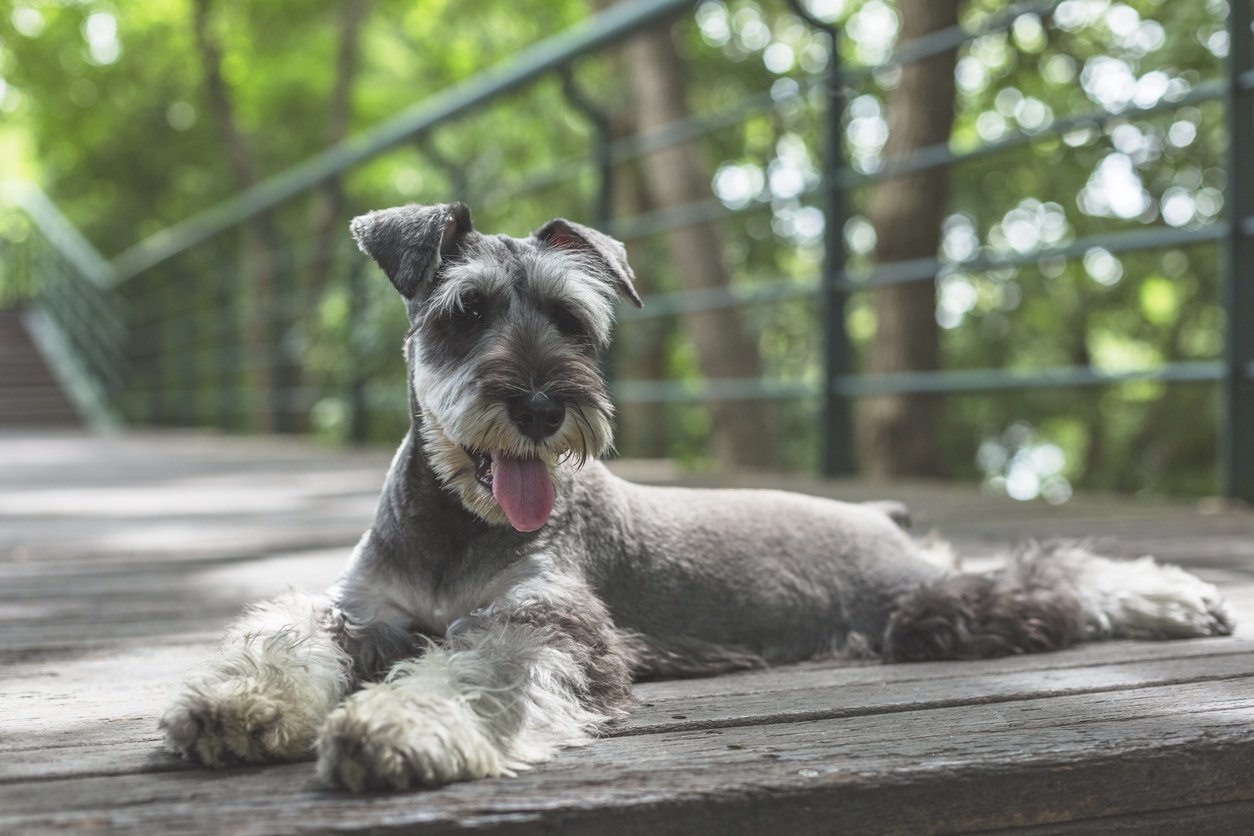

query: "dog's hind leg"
xmin=315 ymin=572 xmax=633 ymax=792
xmin=883 ymin=542 xmax=1234 ymax=662
xmin=160 ymin=592 xmax=354 ymax=767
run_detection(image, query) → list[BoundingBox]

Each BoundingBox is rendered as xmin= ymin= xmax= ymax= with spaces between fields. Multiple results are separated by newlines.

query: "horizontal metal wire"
xmin=625 ymin=4 xmax=1103 ymax=211
xmin=619 ymin=277 xmax=820 ymax=321
xmin=833 ymin=360 xmax=1227 ymax=396
xmin=496 ymin=75 xmax=811 ymax=198
xmin=612 ymin=377 xmax=815 ymax=403
xmin=612 ymin=81 xmax=1226 ymax=243
xmin=124 ymin=383 xmax=407 ymax=416
xmin=607 ymin=88 xmax=790 ymax=165
xmin=835 ymin=0 xmax=1062 ymax=88
xmin=834 ymin=80 xmax=1226 ymax=189
xmin=615 ymin=223 xmax=1223 ymax=323
xmin=611 ymin=360 xmax=1229 ymax=404
xmin=838 ymin=223 xmax=1224 ymax=291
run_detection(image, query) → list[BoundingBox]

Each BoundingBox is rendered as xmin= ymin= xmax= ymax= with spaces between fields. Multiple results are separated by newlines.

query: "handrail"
xmin=611 ymin=361 xmax=1229 ymax=404
xmin=2 ymin=182 xmax=125 ymax=431
xmin=3 ymin=182 xmax=116 ymax=287
xmin=5 ymin=0 xmax=1244 ymax=498
xmin=108 ymin=0 xmax=697 ymax=283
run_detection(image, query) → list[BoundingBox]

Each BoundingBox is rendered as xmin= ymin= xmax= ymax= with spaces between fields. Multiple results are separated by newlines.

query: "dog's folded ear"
xmin=350 ymin=203 xmax=473 ymax=299
xmin=532 ymin=219 xmax=644 ymax=308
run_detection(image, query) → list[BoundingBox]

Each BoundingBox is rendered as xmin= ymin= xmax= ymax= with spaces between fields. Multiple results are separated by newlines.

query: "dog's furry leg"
xmin=883 ymin=542 xmax=1234 ymax=662
xmin=315 ymin=574 xmax=633 ymax=792
xmin=160 ymin=591 xmax=353 ymax=766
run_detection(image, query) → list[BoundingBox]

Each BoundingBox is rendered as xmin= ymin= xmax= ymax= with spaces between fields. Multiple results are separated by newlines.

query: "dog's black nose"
xmin=508 ymin=392 xmax=565 ymax=442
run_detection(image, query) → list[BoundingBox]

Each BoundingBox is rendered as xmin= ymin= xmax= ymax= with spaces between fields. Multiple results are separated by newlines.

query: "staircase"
xmin=0 ymin=308 xmax=82 ymax=427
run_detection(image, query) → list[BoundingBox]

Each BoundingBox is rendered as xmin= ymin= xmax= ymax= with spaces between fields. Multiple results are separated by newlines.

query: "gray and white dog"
xmin=161 ymin=202 xmax=1234 ymax=792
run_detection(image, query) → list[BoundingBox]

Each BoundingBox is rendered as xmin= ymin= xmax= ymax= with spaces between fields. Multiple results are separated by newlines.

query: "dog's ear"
xmin=532 ymin=219 xmax=644 ymax=308
xmin=350 ymin=203 xmax=473 ymax=299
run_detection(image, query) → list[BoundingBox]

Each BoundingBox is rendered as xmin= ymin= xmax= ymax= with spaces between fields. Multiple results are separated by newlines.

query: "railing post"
xmin=560 ymin=68 xmax=621 ymax=404
xmin=417 ymin=136 xmax=469 ymax=204
xmin=345 ymin=250 xmax=369 ymax=444
xmin=271 ymin=245 xmax=296 ymax=433
xmin=216 ymin=245 xmax=240 ymax=431
xmin=174 ymin=256 xmax=197 ymax=427
xmin=561 ymin=69 xmax=614 ymax=229
xmin=790 ymin=0 xmax=855 ymax=476
xmin=152 ymin=273 xmax=171 ymax=424
xmin=1224 ymin=0 xmax=1254 ymax=502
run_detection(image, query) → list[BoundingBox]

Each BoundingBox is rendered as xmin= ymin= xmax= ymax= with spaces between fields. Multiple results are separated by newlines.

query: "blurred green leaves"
xmin=0 ymin=0 xmax=1236 ymax=495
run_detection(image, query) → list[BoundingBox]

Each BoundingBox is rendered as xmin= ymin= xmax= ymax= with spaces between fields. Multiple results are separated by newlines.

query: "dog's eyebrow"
xmin=428 ymin=252 xmax=514 ymax=317
xmin=523 ymin=249 xmax=615 ymax=346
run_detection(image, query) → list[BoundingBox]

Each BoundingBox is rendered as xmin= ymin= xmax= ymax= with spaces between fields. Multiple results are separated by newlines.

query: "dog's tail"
xmin=882 ymin=541 xmax=1234 ymax=663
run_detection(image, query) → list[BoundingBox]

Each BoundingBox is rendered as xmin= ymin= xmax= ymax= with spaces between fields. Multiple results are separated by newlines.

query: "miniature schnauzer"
xmin=161 ymin=202 xmax=1234 ymax=792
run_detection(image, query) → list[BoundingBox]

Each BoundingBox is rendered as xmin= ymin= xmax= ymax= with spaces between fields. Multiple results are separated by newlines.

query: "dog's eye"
xmin=454 ymin=294 xmax=485 ymax=324
xmin=551 ymin=305 xmax=584 ymax=337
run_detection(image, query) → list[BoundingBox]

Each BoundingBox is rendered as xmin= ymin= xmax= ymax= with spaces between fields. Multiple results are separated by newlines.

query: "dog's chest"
xmin=341 ymin=540 xmax=545 ymax=637
xmin=400 ymin=578 xmax=492 ymax=634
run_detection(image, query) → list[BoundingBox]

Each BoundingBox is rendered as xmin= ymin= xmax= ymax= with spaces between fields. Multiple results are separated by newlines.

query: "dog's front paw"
xmin=316 ymin=680 xmax=507 ymax=792
xmin=161 ymin=671 xmax=328 ymax=767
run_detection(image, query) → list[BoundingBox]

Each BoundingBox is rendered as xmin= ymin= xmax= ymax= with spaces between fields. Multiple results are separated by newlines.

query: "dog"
xmin=161 ymin=202 xmax=1235 ymax=792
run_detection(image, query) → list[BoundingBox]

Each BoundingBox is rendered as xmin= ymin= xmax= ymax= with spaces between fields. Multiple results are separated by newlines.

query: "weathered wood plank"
xmin=3 ymin=432 xmax=1254 ymax=834
xmin=5 ymin=638 xmax=1253 ymax=785
xmin=2 ymin=680 xmax=1253 ymax=834
xmin=625 ymin=649 xmax=1254 ymax=734
xmin=986 ymin=799 xmax=1254 ymax=835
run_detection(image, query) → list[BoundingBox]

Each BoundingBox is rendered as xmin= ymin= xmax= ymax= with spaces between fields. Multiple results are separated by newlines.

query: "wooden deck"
xmin=3 ymin=431 xmax=1254 ymax=834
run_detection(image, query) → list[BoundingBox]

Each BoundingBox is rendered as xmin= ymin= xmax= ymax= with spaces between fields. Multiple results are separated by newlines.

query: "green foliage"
xmin=0 ymin=0 xmax=1237 ymax=496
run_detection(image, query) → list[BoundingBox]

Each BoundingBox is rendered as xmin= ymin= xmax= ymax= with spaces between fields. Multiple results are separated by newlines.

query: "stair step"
xmin=0 ymin=414 xmax=81 ymax=427
xmin=0 ymin=367 xmax=67 ymax=383
xmin=0 ymin=307 xmax=84 ymax=427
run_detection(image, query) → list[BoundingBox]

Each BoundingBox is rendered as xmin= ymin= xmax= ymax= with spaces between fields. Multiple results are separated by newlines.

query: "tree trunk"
xmin=191 ymin=0 xmax=283 ymax=433
xmin=620 ymin=20 xmax=775 ymax=468
xmin=306 ymin=0 xmax=369 ymax=308
xmin=607 ymin=118 xmax=671 ymax=459
xmin=299 ymin=0 xmax=370 ymax=433
xmin=858 ymin=0 xmax=963 ymax=478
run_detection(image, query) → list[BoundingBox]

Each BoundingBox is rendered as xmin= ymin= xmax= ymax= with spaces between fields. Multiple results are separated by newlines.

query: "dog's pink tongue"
xmin=492 ymin=455 xmax=554 ymax=532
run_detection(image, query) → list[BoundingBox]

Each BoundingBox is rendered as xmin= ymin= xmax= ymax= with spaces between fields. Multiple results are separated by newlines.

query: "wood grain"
xmin=3 ymin=432 xmax=1254 ymax=834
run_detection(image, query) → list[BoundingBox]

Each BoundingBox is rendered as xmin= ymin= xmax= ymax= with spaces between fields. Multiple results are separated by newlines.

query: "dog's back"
xmin=567 ymin=462 xmax=946 ymax=673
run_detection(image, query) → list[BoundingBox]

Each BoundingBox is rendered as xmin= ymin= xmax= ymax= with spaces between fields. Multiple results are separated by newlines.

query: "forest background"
xmin=0 ymin=0 xmax=1235 ymax=500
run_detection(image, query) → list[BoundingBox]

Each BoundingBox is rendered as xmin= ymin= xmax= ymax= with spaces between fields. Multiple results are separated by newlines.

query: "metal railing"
xmin=1225 ymin=0 xmax=1254 ymax=502
xmin=4 ymin=0 xmax=1252 ymax=500
xmin=2 ymin=183 xmax=124 ymax=430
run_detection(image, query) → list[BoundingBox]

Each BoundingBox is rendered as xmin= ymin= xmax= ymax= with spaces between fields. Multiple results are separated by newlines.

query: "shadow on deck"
xmin=3 ymin=431 xmax=1254 ymax=834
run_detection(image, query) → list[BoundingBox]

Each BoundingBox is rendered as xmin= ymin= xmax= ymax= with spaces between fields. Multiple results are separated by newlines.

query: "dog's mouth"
xmin=465 ymin=447 xmax=555 ymax=533
xmin=470 ymin=449 xmax=495 ymax=491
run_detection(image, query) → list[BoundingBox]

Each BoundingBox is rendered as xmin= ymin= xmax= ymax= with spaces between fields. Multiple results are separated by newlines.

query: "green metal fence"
xmin=5 ymin=0 xmax=1253 ymax=500
xmin=3 ymin=183 xmax=124 ymax=430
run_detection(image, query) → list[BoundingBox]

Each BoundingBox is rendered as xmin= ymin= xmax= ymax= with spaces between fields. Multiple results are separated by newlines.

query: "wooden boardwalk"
xmin=3 ymin=431 xmax=1254 ymax=834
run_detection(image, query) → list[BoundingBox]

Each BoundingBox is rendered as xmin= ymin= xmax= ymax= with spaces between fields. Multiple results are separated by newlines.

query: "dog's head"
xmin=350 ymin=202 xmax=641 ymax=532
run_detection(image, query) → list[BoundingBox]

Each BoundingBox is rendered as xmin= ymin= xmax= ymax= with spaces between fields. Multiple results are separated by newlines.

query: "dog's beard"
xmin=412 ymin=365 xmax=613 ymax=531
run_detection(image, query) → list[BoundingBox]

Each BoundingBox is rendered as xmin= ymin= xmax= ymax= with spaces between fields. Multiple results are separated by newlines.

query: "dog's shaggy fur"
xmin=161 ymin=203 xmax=1234 ymax=791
